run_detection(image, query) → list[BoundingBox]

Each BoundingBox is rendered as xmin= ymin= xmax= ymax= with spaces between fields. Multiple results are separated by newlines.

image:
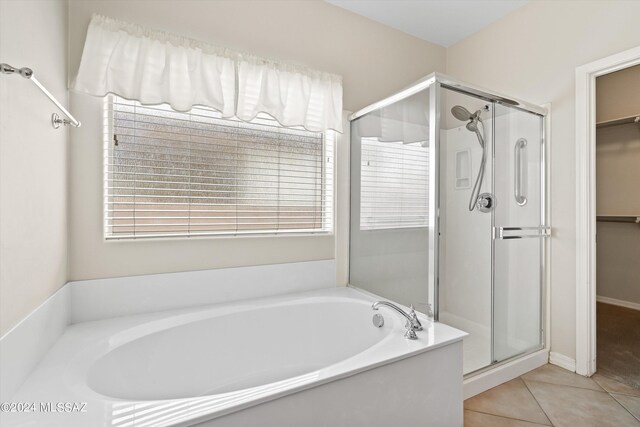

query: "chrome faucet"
xmin=372 ymin=301 xmax=423 ymax=340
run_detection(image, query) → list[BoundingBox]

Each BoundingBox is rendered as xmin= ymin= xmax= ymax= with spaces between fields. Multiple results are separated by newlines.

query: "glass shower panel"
xmin=349 ymin=88 xmax=432 ymax=314
xmin=438 ymin=87 xmax=494 ymax=374
xmin=492 ymin=104 xmax=545 ymax=363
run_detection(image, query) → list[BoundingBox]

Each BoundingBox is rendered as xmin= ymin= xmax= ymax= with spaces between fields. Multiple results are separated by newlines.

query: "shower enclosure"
xmin=349 ymin=73 xmax=549 ymax=375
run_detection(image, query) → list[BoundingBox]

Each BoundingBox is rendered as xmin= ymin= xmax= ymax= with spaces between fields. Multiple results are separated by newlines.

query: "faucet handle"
xmin=409 ymin=305 xmax=423 ymax=331
xmin=404 ymin=328 xmax=418 ymax=340
xmin=425 ymin=303 xmax=434 ymax=320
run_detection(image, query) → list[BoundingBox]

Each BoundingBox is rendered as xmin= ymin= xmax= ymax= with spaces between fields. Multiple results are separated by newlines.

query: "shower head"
xmin=451 ymin=105 xmax=483 ymax=132
xmin=451 ymin=105 xmax=473 ymax=122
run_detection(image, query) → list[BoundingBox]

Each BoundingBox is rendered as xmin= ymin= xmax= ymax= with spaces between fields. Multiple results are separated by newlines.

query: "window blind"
xmin=360 ymin=138 xmax=429 ymax=230
xmin=104 ymin=96 xmax=334 ymax=239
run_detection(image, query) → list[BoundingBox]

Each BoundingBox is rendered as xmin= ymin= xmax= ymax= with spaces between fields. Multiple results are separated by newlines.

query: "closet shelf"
xmin=596 ymin=215 xmax=640 ymax=224
xmin=596 ymin=115 xmax=640 ymax=128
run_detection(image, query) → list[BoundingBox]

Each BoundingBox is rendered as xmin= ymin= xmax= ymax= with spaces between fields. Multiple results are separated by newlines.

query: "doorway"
xmin=594 ymin=65 xmax=640 ymax=388
xmin=575 ymin=46 xmax=640 ymax=378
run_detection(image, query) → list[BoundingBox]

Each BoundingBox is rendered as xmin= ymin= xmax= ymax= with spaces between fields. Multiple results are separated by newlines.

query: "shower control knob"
xmin=477 ymin=193 xmax=496 ymax=213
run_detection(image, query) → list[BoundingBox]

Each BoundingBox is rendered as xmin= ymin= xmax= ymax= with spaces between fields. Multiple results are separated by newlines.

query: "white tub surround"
xmin=70 ymin=259 xmax=336 ymax=323
xmin=2 ymin=287 xmax=465 ymax=427
xmin=0 ymin=287 xmax=70 ymax=401
xmin=0 ymin=260 xmax=334 ymax=402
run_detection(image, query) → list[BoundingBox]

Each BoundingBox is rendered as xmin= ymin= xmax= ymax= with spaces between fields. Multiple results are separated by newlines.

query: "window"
xmin=360 ymin=138 xmax=429 ymax=230
xmin=104 ymin=96 xmax=334 ymax=239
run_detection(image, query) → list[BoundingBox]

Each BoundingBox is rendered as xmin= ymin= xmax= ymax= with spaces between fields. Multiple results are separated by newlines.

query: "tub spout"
xmin=371 ymin=301 xmax=423 ymax=340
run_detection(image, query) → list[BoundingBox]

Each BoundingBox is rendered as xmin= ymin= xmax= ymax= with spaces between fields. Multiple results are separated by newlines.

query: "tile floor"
xmin=597 ymin=302 xmax=640 ymax=389
xmin=464 ymin=364 xmax=640 ymax=426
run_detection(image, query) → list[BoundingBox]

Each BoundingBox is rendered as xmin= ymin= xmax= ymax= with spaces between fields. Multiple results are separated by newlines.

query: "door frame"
xmin=575 ymin=45 xmax=640 ymax=376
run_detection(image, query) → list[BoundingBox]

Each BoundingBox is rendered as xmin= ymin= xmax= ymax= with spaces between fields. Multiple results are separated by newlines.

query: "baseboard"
xmin=596 ymin=295 xmax=640 ymax=311
xmin=464 ymin=349 xmax=548 ymax=399
xmin=0 ymin=286 xmax=70 ymax=401
xmin=549 ymin=351 xmax=576 ymax=372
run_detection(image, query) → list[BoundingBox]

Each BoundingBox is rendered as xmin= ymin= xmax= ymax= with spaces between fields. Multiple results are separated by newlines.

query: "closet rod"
xmin=0 ymin=63 xmax=81 ymax=128
xmin=596 ymin=216 xmax=640 ymax=224
xmin=596 ymin=115 xmax=640 ymax=129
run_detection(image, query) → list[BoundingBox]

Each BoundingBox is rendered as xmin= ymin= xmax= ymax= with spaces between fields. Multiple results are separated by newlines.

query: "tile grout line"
xmin=520 ymin=376 xmax=556 ymax=427
xmin=593 ymin=375 xmax=640 ymax=398
xmin=464 ymin=408 xmax=550 ymax=426
xmin=468 ymin=366 xmax=640 ymax=426
xmin=523 ymin=373 xmax=640 ymax=425
xmin=608 ymin=392 xmax=640 ymax=423
xmin=521 ymin=377 xmax=607 ymax=393
xmin=604 ymin=389 xmax=640 ymax=398
xmin=464 ymin=376 xmax=554 ymax=426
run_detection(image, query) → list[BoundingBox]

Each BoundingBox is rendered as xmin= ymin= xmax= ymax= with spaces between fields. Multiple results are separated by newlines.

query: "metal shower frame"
xmin=349 ymin=72 xmax=548 ymax=376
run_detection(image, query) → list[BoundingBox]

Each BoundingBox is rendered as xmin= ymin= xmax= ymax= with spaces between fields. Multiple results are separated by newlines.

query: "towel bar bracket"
xmin=1 ymin=62 xmax=81 ymax=129
xmin=51 ymin=113 xmax=74 ymax=129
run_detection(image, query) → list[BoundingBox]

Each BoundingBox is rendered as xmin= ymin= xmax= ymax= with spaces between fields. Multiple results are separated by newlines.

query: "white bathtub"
xmin=2 ymin=287 xmax=465 ymax=426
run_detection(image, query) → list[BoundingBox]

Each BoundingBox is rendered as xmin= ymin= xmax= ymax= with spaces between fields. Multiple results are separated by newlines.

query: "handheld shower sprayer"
xmin=451 ymin=105 xmax=484 ymax=136
xmin=451 ymin=105 xmax=488 ymax=211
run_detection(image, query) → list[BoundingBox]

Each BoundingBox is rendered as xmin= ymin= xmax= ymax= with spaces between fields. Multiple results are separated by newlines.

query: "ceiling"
xmin=325 ymin=0 xmax=529 ymax=47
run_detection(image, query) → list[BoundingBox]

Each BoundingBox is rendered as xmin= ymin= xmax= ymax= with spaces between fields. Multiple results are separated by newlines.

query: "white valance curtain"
xmin=73 ymin=15 xmax=343 ymax=132
xmin=236 ymin=59 xmax=342 ymax=133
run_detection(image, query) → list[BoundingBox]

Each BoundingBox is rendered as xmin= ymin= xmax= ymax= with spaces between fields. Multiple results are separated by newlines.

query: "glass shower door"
xmin=492 ymin=104 xmax=547 ymax=363
xmin=438 ymin=87 xmax=494 ymax=374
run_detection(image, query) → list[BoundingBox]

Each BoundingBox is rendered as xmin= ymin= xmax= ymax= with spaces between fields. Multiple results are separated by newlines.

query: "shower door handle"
xmin=514 ymin=138 xmax=527 ymax=206
xmin=494 ymin=226 xmax=550 ymax=239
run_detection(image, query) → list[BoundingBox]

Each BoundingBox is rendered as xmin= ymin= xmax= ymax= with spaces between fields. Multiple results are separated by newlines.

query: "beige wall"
xmin=67 ymin=0 xmax=446 ymax=280
xmin=596 ymin=64 xmax=640 ymax=124
xmin=0 ymin=0 xmax=69 ymax=335
xmin=67 ymin=0 xmax=447 ymax=113
xmin=596 ymin=222 xmax=640 ymax=305
xmin=596 ymin=124 xmax=640 ymax=216
xmin=447 ymin=0 xmax=640 ymax=362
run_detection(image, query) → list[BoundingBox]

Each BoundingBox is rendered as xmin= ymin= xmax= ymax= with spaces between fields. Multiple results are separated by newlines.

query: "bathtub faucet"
xmin=371 ymin=301 xmax=423 ymax=340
